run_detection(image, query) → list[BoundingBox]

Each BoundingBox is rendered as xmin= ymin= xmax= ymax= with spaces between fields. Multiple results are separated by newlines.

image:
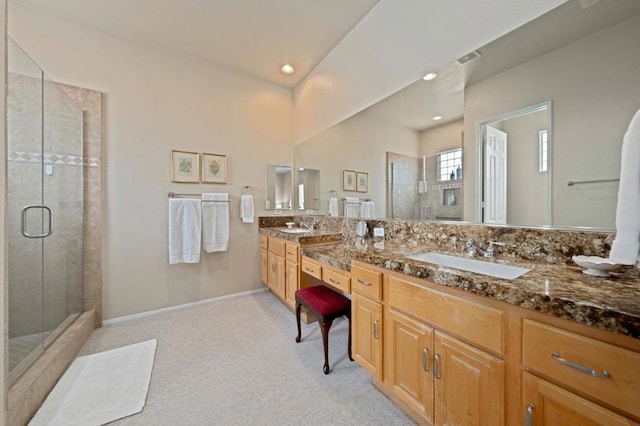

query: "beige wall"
xmin=495 ymin=110 xmax=548 ymax=225
xmin=9 ymin=4 xmax=294 ymax=319
xmin=2 ymin=0 xmax=8 ymax=420
xmin=420 ymin=119 xmax=463 ymax=158
xmin=293 ymin=0 xmax=566 ymax=143
xmin=295 ymin=111 xmax=419 ymax=218
xmin=464 ymin=15 xmax=640 ymax=228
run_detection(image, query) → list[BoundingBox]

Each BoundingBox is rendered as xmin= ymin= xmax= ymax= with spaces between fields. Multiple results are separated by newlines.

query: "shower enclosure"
xmin=7 ymin=39 xmax=84 ymax=384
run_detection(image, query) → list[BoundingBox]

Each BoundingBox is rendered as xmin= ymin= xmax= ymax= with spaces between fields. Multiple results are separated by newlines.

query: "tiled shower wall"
xmin=6 ymin=74 xmax=102 ymax=337
xmin=386 ymin=152 xmax=463 ymax=221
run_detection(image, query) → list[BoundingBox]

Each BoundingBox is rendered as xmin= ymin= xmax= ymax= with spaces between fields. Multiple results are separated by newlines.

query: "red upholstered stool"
xmin=295 ymin=285 xmax=353 ymax=374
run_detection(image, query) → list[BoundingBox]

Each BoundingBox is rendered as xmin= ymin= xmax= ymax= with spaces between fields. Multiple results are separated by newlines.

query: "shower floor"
xmin=8 ymin=332 xmax=50 ymax=371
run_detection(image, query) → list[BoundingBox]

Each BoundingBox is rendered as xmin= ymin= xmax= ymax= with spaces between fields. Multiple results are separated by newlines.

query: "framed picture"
xmin=171 ymin=150 xmax=200 ymax=183
xmin=356 ymin=172 xmax=369 ymax=193
xmin=202 ymin=153 xmax=228 ymax=184
xmin=343 ymin=170 xmax=356 ymax=191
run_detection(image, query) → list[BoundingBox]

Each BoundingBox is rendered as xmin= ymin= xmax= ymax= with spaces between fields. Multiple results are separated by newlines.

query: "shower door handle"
xmin=21 ymin=205 xmax=54 ymax=238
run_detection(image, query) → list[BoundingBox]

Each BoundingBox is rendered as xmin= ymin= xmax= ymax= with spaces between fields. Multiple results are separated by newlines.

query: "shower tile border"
xmin=7 ymin=151 xmax=100 ymax=167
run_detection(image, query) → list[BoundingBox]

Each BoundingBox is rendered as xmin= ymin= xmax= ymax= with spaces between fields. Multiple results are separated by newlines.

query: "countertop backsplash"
xmin=259 ymin=215 xmax=615 ymax=266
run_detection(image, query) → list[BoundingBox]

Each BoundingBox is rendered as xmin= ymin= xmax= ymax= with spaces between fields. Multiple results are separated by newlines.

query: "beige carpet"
xmin=77 ymin=290 xmax=415 ymax=425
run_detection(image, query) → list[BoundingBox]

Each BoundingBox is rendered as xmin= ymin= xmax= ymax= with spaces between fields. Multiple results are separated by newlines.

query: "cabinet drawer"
xmin=387 ymin=275 xmax=504 ymax=355
xmin=301 ymin=257 xmax=322 ymax=280
xmin=322 ymin=267 xmax=350 ymax=294
xmin=268 ymin=237 xmax=285 ymax=257
xmin=351 ymin=263 xmax=382 ymax=301
xmin=260 ymin=234 xmax=268 ymax=250
xmin=285 ymin=243 xmax=299 ymax=263
xmin=523 ymin=319 xmax=640 ymax=419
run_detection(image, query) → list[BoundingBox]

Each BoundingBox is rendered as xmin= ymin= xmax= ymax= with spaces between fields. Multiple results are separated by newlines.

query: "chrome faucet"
xmin=460 ymin=238 xmax=504 ymax=258
xmin=301 ymin=221 xmax=315 ymax=231
xmin=483 ymin=241 xmax=505 ymax=258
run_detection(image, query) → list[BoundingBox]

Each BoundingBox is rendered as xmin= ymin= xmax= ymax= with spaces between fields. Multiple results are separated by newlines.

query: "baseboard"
xmin=103 ymin=288 xmax=268 ymax=325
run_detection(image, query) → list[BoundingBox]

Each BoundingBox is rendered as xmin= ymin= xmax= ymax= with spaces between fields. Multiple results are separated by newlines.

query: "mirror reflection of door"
xmin=484 ymin=125 xmax=507 ymax=224
xmin=479 ymin=101 xmax=552 ymax=226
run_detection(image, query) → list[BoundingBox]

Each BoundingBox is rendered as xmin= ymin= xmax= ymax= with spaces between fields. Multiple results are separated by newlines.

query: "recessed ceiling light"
xmin=281 ymin=64 xmax=295 ymax=74
xmin=422 ymin=72 xmax=438 ymax=81
xmin=433 ymin=115 xmax=443 ymax=121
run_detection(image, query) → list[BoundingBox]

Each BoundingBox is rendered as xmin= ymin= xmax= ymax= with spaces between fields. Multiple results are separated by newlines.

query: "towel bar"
xmin=168 ymin=192 xmax=230 ymax=202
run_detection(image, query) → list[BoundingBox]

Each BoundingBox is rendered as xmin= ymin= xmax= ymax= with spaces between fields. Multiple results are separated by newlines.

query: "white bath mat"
xmin=29 ymin=339 xmax=157 ymax=426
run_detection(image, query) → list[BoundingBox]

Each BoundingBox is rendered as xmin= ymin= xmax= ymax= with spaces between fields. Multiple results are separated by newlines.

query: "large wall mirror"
xmin=264 ymin=164 xmax=292 ymax=210
xmin=293 ymin=0 xmax=640 ymax=230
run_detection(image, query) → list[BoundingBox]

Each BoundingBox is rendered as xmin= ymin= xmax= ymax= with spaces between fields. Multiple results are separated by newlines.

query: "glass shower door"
xmin=7 ymin=38 xmax=84 ymax=384
xmin=7 ymin=39 xmax=47 ymax=382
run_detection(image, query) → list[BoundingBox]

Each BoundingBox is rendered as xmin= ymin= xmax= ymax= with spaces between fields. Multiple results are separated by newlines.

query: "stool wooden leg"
xmin=347 ymin=314 xmax=354 ymax=361
xmin=320 ymin=319 xmax=333 ymax=374
xmin=295 ymin=302 xmax=302 ymax=343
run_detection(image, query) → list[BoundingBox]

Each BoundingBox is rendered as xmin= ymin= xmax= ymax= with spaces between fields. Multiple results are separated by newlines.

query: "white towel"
xmin=328 ymin=196 xmax=339 ymax=217
xmin=610 ymin=109 xmax=640 ymax=265
xmin=240 ymin=195 xmax=254 ymax=223
xmin=344 ymin=197 xmax=360 ymax=218
xmin=360 ymin=201 xmax=376 ymax=219
xmin=202 ymin=193 xmax=229 ymax=253
xmin=168 ymin=199 xmax=202 ymax=264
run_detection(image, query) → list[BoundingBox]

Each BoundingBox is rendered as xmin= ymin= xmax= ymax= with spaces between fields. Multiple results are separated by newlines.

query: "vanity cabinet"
xmin=387 ymin=309 xmax=434 ymax=423
xmin=267 ymin=252 xmax=285 ymax=301
xmin=260 ymin=235 xmax=268 ymax=285
xmin=523 ymin=372 xmax=635 ymax=426
xmin=351 ymin=263 xmax=383 ymax=380
xmin=382 ymin=269 xmax=504 ymax=425
xmin=522 ymin=319 xmax=640 ymax=423
xmin=284 ymin=242 xmax=299 ymax=307
xmin=260 ymin=233 xmax=342 ymax=313
xmin=434 ymin=332 xmax=504 ymax=425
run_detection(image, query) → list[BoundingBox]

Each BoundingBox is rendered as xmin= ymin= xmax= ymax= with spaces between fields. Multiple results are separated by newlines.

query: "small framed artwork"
xmin=171 ymin=150 xmax=200 ymax=183
xmin=356 ymin=172 xmax=369 ymax=193
xmin=343 ymin=170 xmax=356 ymax=192
xmin=202 ymin=153 xmax=228 ymax=184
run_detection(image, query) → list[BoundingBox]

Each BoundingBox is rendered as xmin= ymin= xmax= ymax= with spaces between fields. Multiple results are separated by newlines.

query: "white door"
xmin=484 ymin=125 xmax=507 ymax=224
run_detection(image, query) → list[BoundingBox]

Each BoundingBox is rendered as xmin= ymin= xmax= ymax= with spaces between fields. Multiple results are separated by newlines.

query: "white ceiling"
xmin=363 ymin=0 xmax=640 ymax=132
xmin=10 ymin=0 xmax=381 ymax=88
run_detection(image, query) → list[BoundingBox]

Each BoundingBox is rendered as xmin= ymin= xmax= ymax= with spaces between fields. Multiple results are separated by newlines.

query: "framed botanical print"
xmin=343 ymin=170 xmax=356 ymax=192
xmin=171 ymin=150 xmax=200 ymax=183
xmin=356 ymin=172 xmax=369 ymax=193
xmin=202 ymin=153 xmax=228 ymax=184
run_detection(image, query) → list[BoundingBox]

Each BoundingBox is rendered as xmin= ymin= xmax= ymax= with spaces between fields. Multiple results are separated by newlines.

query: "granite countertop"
xmin=259 ymin=227 xmax=343 ymax=244
xmin=299 ymin=241 xmax=640 ymax=339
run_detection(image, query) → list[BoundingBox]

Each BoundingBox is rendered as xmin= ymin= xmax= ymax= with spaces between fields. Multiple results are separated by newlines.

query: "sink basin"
xmin=280 ymin=228 xmax=310 ymax=234
xmin=406 ymin=252 xmax=531 ymax=279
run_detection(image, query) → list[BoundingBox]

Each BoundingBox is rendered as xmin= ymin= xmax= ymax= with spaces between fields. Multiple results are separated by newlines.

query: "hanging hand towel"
xmin=328 ymin=196 xmax=339 ymax=217
xmin=610 ymin=108 xmax=640 ymax=266
xmin=240 ymin=194 xmax=254 ymax=223
xmin=344 ymin=197 xmax=360 ymax=218
xmin=360 ymin=201 xmax=376 ymax=219
xmin=168 ymin=199 xmax=202 ymax=264
xmin=202 ymin=193 xmax=229 ymax=253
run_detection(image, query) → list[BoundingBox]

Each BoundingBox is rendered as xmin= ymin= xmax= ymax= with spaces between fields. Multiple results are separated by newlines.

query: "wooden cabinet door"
xmin=260 ymin=249 xmax=268 ymax=285
xmin=387 ymin=309 xmax=435 ymax=424
xmin=273 ymin=255 xmax=286 ymax=300
xmin=434 ymin=331 xmax=505 ymax=426
xmin=267 ymin=252 xmax=284 ymax=296
xmin=523 ymin=372 xmax=636 ymax=426
xmin=353 ymin=293 xmax=382 ymax=380
xmin=284 ymin=260 xmax=298 ymax=308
